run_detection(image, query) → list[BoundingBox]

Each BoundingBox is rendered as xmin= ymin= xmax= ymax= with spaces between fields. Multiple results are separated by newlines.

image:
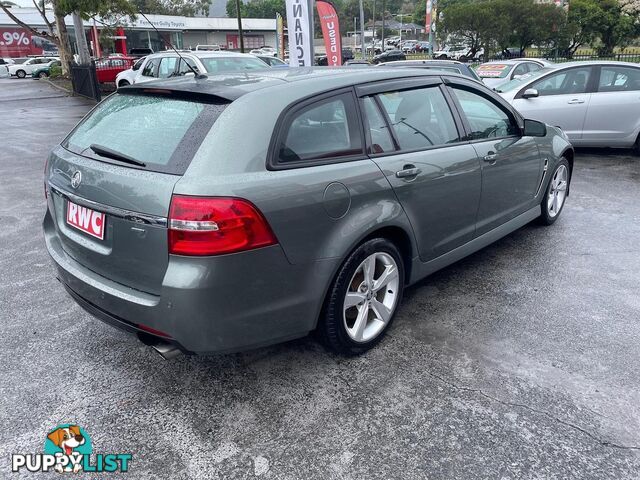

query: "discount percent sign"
xmin=0 ymin=31 xmax=30 ymax=46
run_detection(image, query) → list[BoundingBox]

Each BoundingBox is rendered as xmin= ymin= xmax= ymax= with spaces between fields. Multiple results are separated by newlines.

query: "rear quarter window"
xmin=63 ymin=93 xmax=226 ymax=174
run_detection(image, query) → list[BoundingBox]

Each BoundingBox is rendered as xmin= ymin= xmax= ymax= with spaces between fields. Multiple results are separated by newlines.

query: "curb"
xmin=41 ymin=78 xmax=73 ymax=95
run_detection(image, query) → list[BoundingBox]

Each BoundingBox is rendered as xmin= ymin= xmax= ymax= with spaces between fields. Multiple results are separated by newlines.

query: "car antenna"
xmin=137 ymin=11 xmax=207 ymax=80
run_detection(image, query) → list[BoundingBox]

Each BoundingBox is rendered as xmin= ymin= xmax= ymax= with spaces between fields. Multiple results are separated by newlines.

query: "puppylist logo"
xmin=11 ymin=424 xmax=132 ymax=473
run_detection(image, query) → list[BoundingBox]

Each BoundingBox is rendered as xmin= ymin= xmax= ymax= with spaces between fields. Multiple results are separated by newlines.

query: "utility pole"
xmin=381 ymin=0 xmax=385 ymax=50
xmin=235 ymin=0 xmax=245 ymax=52
xmin=359 ymin=0 xmax=365 ymax=57
xmin=72 ymin=12 xmax=91 ymax=65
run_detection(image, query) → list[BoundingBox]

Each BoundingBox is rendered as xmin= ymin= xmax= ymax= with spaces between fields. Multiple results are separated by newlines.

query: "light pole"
xmin=359 ymin=0 xmax=365 ymax=58
xmin=392 ymin=13 xmax=405 ymax=46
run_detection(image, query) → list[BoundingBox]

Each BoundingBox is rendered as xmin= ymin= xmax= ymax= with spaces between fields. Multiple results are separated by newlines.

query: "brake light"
xmin=168 ymin=196 xmax=277 ymax=256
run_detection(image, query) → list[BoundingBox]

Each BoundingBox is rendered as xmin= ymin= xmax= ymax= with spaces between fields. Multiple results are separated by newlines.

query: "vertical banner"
xmin=285 ymin=0 xmax=313 ymax=66
xmin=316 ymin=0 xmax=342 ymax=66
xmin=425 ymin=0 xmax=432 ymax=34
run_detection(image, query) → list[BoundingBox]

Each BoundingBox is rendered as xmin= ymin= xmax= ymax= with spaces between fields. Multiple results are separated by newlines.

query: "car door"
xmin=357 ymin=78 xmax=482 ymax=262
xmin=581 ymin=64 xmax=640 ymax=147
xmin=447 ymin=79 xmax=542 ymax=235
xmin=511 ymin=66 xmax=595 ymax=141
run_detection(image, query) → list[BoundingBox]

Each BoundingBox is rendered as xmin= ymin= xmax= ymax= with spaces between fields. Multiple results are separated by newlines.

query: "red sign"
xmin=0 ymin=28 xmax=55 ymax=57
xmin=67 ymin=201 xmax=105 ymax=240
xmin=316 ymin=0 xmax=342 ymax=67
xmin=426 ymin=0 xmax=432 ymax=34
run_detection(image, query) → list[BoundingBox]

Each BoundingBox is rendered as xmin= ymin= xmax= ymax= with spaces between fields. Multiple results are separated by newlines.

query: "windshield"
xmin=200 ymin=56 xmax=269 ymax=74
xmin=494 ymin=68 xmax=553 ymax=93
xmin=477 ymin=64 xmax=515 ymax=79
xmin=63 ymin=93 xmax=227 ymax=174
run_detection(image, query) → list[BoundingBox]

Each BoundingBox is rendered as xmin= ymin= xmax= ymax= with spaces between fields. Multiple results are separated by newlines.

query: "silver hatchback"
xmin=44 ymin=69 xmax=573 ymax=356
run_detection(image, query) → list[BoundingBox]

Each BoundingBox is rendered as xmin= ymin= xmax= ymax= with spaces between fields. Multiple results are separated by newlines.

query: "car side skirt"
xmin=409 ymin=205 xmax=541 ymax=285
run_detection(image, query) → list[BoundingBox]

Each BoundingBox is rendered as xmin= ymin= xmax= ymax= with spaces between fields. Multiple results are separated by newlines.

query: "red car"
xmin=94 ymin=56 xmax=136 ymax=83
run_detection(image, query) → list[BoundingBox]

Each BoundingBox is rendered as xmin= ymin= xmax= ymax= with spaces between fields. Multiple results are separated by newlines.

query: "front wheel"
xmin=16 ymin=70 xmax=26 ymax=78
xmin=38 ymin=71 xmax=48 ymax=78
xmin=318 ymin=238 xmax=404 ymax=355
xmin=118 ymin=80 xmax=130 ymax=88
xmin=539 ymin=158 xmax=570 ymax=225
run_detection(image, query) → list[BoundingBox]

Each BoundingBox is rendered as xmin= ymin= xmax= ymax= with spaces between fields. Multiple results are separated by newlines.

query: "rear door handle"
xmin=567 ymin=99 xmax=585 ymax=104
xmin=483 ymin=153 xmax=498 ymax=162
xmin=395 ymin=166 xmax=422 ymax=178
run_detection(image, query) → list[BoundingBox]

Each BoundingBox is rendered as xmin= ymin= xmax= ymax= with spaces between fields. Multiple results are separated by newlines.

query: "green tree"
xmin=226 ymin=0 xmax=285 ymax=18
xmin=131 ymin=0 xmax=212 ymax=16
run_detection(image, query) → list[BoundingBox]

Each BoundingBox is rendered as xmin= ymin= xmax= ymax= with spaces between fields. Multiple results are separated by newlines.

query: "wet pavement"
xmin=1 ymin=78 xmax=639 ymax=479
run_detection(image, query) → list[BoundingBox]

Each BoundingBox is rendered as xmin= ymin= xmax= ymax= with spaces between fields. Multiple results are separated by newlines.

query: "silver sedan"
xmin=495 ymin=61 xmax=640 ymax=153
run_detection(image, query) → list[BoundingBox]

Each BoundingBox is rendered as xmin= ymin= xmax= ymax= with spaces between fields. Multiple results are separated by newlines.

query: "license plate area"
xmin=66 ymin=200 xmax=106 ymax=240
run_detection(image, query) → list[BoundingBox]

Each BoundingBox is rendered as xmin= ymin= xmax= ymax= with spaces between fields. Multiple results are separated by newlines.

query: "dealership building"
xmin=0 ymin=7 xmax=277 ymax=58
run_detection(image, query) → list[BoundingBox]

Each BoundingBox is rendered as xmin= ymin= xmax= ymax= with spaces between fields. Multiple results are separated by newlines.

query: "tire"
xmin=539 ymin=158 xmax=570 ymax=225
xmin=16 ymin=70 xmax=26 ymax=78
xmin=118 ymin=80 xmax=130 ymax=87
xmin=318 ymin=238 xmax=405 ymax=355
xmin=633 ymin=134 xmax=640 ymax=157
xmin=38 ymin=71 xmax=48 ymax=78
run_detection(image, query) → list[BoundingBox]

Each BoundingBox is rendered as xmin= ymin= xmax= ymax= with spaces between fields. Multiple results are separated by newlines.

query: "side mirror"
xmin=522 ymin=88 xmax=539 ymax=99
xmin=523 ymin=119 xmax=546 ymax=137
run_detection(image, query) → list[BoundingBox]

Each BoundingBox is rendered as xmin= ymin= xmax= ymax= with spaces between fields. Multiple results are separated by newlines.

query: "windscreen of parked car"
xmin=63 ymin=93 xmax=227 ymax=174
xmin=200 ymin=56 xmax=270 ymax=73
xmin=493 ymin=68 xmax=552 ymax=93
xmin=477 ymin=64 xmax=515 ymax=79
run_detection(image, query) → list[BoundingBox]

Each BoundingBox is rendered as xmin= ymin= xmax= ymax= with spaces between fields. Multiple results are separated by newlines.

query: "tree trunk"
xmin=54 ymin=9 xmax=73 ymax=75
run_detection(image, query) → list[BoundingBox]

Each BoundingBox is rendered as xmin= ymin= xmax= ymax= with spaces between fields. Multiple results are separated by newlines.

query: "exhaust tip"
xmin=137 ymin=332 xmax=182 ymax=360
xmin=151 ymin=342 xmax=182 ymax=360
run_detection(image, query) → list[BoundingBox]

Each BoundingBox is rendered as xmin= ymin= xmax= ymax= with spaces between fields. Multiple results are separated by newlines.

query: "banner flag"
xmin=425 ymin=0 xmax=433 ymax=34
xmin=285 ymin=0 xmax=313 ymax=66
xmin=316 ymin=0 xmax=342 ymax=66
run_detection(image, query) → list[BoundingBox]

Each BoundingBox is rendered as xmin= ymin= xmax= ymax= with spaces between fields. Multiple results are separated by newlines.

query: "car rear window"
xmin=477 ymin=64 xmax=514 ymax=78
xmin=63 ymin=92 xmax=227 ymax=174
xmin=200 ymin=56 xmax=269 ymax=73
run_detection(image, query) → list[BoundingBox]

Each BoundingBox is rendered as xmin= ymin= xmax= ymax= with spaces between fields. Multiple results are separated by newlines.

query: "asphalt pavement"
xmin=1 ymin=78 xmax=639 ymax=479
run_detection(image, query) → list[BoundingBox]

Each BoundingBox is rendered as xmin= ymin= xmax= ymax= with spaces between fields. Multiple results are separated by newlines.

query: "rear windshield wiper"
xmin=89 ymin=144 xmax=146 ymax=167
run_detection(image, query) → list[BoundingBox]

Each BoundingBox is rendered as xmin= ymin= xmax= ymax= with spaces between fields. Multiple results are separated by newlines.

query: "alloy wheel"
xmin=343 ymin=252 xmax=400 ymax=343
xmin=547 ymin=164 xmax=568 ymax=218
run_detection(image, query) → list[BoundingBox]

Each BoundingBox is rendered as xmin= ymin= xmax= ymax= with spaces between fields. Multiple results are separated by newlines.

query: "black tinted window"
xmin=376 ymin=87 xmax=459 ymax=150
xmin=452 ymin=88 xmax=519 ymax=139
xmin=278 ymin=93 xmax=363 ymax=163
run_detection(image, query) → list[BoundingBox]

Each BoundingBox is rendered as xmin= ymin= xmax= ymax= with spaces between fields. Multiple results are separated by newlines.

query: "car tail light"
xmin=168 ymin=195 xmax=277 ymax=256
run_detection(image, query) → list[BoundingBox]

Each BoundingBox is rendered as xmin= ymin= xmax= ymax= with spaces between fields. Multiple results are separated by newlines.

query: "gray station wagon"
xmin=43 ymin=68 xmax=574 ymax=357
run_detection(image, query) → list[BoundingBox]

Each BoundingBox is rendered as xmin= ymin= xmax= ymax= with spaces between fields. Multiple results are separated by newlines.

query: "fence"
xmin=399 ymin=51 xmax=640 ymax=64
xmin=69 ymin=62 xmax=101 ymax=102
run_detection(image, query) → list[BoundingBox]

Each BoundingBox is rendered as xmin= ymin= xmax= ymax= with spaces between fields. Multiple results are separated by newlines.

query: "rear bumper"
xmin=44 ymin=208 xmax=339 ymax=354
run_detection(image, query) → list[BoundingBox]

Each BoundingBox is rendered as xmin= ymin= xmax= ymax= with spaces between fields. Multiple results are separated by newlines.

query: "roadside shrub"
xmin=50 ymin=64 xmax=62 ymax=78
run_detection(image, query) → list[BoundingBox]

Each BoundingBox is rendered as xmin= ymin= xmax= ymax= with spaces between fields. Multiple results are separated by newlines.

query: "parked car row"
xmin=4 ymin=56 xmax=60 ymax=78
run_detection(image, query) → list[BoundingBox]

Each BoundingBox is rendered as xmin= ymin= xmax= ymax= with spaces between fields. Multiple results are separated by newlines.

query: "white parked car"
xmin=195 ymin=45 xmax=221 ymax=51
xmin=477 ymin=59 xmax=552 ymax=88
xmin=434 ymin=45 xmax=465 ymax=59
xmin=496 ymin=61 xmax=640 ymax=153
xmin=114 ymin=56 xmax=147 ymax=87
xmin=8 ymin=57 xmax=59 ymax=78
xmin=0 ymin=57 xmax=14 ymax=77
xmin=123 ymin=51 xmax=270 ymax=87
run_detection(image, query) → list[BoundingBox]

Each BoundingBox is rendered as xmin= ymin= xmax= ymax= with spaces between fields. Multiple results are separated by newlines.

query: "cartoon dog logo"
xmin=47 ymin=425 xmax=86 ymax=473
